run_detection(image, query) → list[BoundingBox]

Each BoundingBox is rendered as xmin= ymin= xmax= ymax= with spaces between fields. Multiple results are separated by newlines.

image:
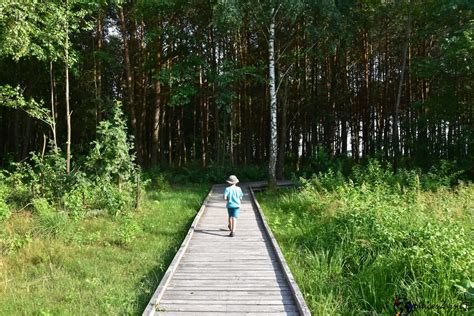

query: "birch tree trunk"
xmin=65 ymin=0 xmax=71 ymax=173
xmin=268 ymin=8 xmax=277 ymax=190
xmin=49 ymin=61 xmax=57 ymax=150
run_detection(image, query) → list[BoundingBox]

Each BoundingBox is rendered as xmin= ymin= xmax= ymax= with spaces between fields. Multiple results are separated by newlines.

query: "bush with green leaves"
xmin=144 ymin=163 xmax=267 ymax=186
xmin=85 ymin=101 xmax=137 ymax=185
xmin=29 ymin=148 xmax=69 ymax=200
xmin=0 ymin=172 xmax=11 ymax=220
xmin=0 ymin=101 xmax=141 ymax=223
xmin=115 ymin=215 xmax=140 ymax=246
xmin=92 ymin=179 xmax=135 ymax=216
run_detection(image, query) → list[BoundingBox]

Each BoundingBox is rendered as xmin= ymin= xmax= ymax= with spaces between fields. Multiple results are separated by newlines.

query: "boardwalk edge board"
xmin=249 ymin=185 xmax=312 ymax=316
xmin=143 ymin=186 xmax=214 ymax=316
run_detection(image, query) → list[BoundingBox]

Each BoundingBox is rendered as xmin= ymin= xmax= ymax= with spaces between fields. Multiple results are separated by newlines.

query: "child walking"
xmin=224 ymin=175 xmax=243 ymax=237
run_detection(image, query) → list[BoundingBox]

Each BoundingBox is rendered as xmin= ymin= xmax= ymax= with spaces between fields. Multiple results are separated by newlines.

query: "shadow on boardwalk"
xmin=143 ymin=181 xmax=310 ymax=315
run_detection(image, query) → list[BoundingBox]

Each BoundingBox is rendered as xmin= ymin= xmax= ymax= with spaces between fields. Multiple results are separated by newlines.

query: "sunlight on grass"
xmin=258 ymin=172 xmax=474 ymax=315
xmin=0 ymin=185 xmax=208 ymax=315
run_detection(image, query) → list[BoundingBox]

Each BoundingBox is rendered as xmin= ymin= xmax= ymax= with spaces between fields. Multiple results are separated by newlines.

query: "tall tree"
xmin=268 ymin=7 xmax=277 ymax=189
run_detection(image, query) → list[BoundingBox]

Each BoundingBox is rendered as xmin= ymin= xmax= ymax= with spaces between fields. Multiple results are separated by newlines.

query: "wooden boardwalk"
xmin=144 ymin=182 xmax=310 ymax=316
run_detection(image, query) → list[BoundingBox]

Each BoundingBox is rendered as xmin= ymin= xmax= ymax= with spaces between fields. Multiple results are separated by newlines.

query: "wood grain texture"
xmin=143 ymin=182 xmax=310 ymax=316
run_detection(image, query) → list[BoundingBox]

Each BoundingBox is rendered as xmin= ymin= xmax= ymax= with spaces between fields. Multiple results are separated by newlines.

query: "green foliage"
xmin=0 ymin=85 xmax=52 ymax=127
xmin=0 ymin=179 xmax=11 ymax=220
xmin=158 ymin=56 xmax=200 ymax=107
xmin=32 ymin=198 xmax=68 ymax=236
xmin=30 ymin=149 xmax=69 ymax=200
xmin=93 ymin=179 xmax=135 ymax=216
xmin=0 ymin=0 xmax=93 ymax=62
xmin=422 ymin=160 xmax=465 ymax=190
xmin=0 ymin=101 xmax=140 ymax=223
xmin=115 ymin=215 xmax=140 ymax=246
xmin=2 ymin=163 xmax=35 ymax=208
xmin=82 ymin=102 xmax=139 ymax=215
xmin=0 ymin=233 xmax=32 ymax=255
xmin=85 ymin=102 xmax=137 ymax=184
xmin=144 ymin=163 xmax=267 ymax=185
xmin=259 ymin=165 xmax=473 ymax=314
xmin=0 ymin=185 xmax=207 ymax=314
xmin=0 ymin=199 xmax=9 ymax=221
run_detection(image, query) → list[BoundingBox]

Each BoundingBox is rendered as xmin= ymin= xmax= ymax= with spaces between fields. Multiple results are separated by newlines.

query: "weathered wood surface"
xmin=144 ymin=182 xmax=310 ymax=315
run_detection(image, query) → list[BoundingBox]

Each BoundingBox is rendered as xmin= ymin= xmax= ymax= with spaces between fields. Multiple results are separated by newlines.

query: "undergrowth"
xmin=258 ymin=160 xmax=473 ymax=315
xmin=0 ymin=184 xmax=208 ymax=314
xmin=0 ymin=102 xmax=141 ymax=222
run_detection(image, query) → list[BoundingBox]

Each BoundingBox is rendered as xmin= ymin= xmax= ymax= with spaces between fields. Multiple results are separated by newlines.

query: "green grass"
xmin=257 ymin=171 xmax=474 ymax=315
xmin=0 ymin=184 xmax=209 ymax=315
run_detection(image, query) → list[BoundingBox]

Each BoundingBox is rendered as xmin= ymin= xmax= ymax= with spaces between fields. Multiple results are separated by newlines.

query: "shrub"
xmin=29 ymin=149 xmax=69 ymax=200
xmin=115 ymin=215 xmax=140 ymax=245
xmin=2 ymin=163 xmax=34 ymax=208
xmin=91 ymin=180 xmax=135 ymax=216
xmin=0 ymin=173 xmax=11 ymax=220
xmin=0 ymin=101 xmax=141 ymax=223
xmin=0 ymin=199 xmax=10 ymax=221
xmin=421 ymin=160 xmax=465 ymax=190
xmin=85 ymin=101 xmax=137 ymax=185
xmin=62 ymin=186 xmax=86 ymax=220
xmin=32 ymin=198 xmax=68 ymax=235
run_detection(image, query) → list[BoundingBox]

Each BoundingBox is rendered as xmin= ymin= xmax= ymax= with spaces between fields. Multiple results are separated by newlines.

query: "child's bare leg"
xmin=228 ymin=216 xmax=231 ymax=230
xmin=232 ymin=217 xmax=237 ymax=232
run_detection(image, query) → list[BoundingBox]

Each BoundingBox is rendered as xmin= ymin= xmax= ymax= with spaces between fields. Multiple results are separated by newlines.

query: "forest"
xmin=1 ymin=0 xmax=472 ymax=173
xmin=0 ymin=0 xmax=473 ymax=314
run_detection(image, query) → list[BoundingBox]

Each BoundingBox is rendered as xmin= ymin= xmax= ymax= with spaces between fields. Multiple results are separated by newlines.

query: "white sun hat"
xmin=226 ymin=175 xmax=239 ymax=184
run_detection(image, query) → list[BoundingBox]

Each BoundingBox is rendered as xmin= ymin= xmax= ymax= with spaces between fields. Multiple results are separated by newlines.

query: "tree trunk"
xmin=118 ymin=7 xmax=138 ymax=162
xmin=49 ymin=61 xmax=57 ymax=150
xmin=65 ymin=0 xmax=71 ymax=174
xmin=151 ymin=46 xmax=162 ymax=166
xmin=268 ymin=8 xmax=277 ymax=190
xmin=276 ymin=81 xmax=288 ymax=180
xmin=94 ymin=11 xmax=103 ymax=126
xmin=393 ymin=2 xmax=411 ymax=170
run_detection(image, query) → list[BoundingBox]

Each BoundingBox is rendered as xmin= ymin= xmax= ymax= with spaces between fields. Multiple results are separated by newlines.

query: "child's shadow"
xmin=194 ymin=229 xmax=229 ymax=237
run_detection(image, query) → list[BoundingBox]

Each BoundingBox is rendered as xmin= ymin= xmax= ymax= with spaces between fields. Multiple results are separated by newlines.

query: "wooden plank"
xmin=171 ymin=276 xmax=286 ymax=281
xmin=169 ymin=279 xmax=289 ymax=286
xmin=179 ymin=258 xmax=275 ymax=262
xmin=144 ymin=183 xmax=310 ymax=316
xmin=163 ymin=289 xmax=292 ymax=295
xmin=174 ymin=272 xmax=282 ymax=277
xmin=173 ymin=267 xmax=282 ymax=272
xmin=177 ymin=262 xmax=278 ymax=267
xmin=173 ymin=271 xmax=284 ymax=277
xmin=175 ymin=267 xmax=281 ymax=272
xmin=142 ymin=188 xmax=214 ymax=316
xmin=166 ymin=286 xmax=290 ymax=291
xmin=156 ymin=304 xmax=299 ymax=313
xmin=155 ymin=312 xmax=299 ymax=316
xmin=249 ymin=186 xmax=311 ymax=316
xmin=159 ymin=299 xmax=295 ymax=305
xmin=161 ymin=295 xmax=292 ymax=301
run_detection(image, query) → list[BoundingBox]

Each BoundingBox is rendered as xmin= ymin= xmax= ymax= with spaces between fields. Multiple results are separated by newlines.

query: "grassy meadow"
xmin=0 ymin=185 xmax=208 ymax=315
xmin=258 ymin=162 xmax=473 ymax=315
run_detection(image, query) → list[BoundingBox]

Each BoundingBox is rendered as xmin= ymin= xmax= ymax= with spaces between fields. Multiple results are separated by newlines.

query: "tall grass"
xmin=0 ymin=185 xmax=208 ymax=315
xmin=258 ymin=161 xmax=473 ymax=315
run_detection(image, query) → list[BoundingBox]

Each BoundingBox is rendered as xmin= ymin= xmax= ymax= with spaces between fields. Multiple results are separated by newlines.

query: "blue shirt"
xmin=224 ymin=185 xmax=243 ymax=208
